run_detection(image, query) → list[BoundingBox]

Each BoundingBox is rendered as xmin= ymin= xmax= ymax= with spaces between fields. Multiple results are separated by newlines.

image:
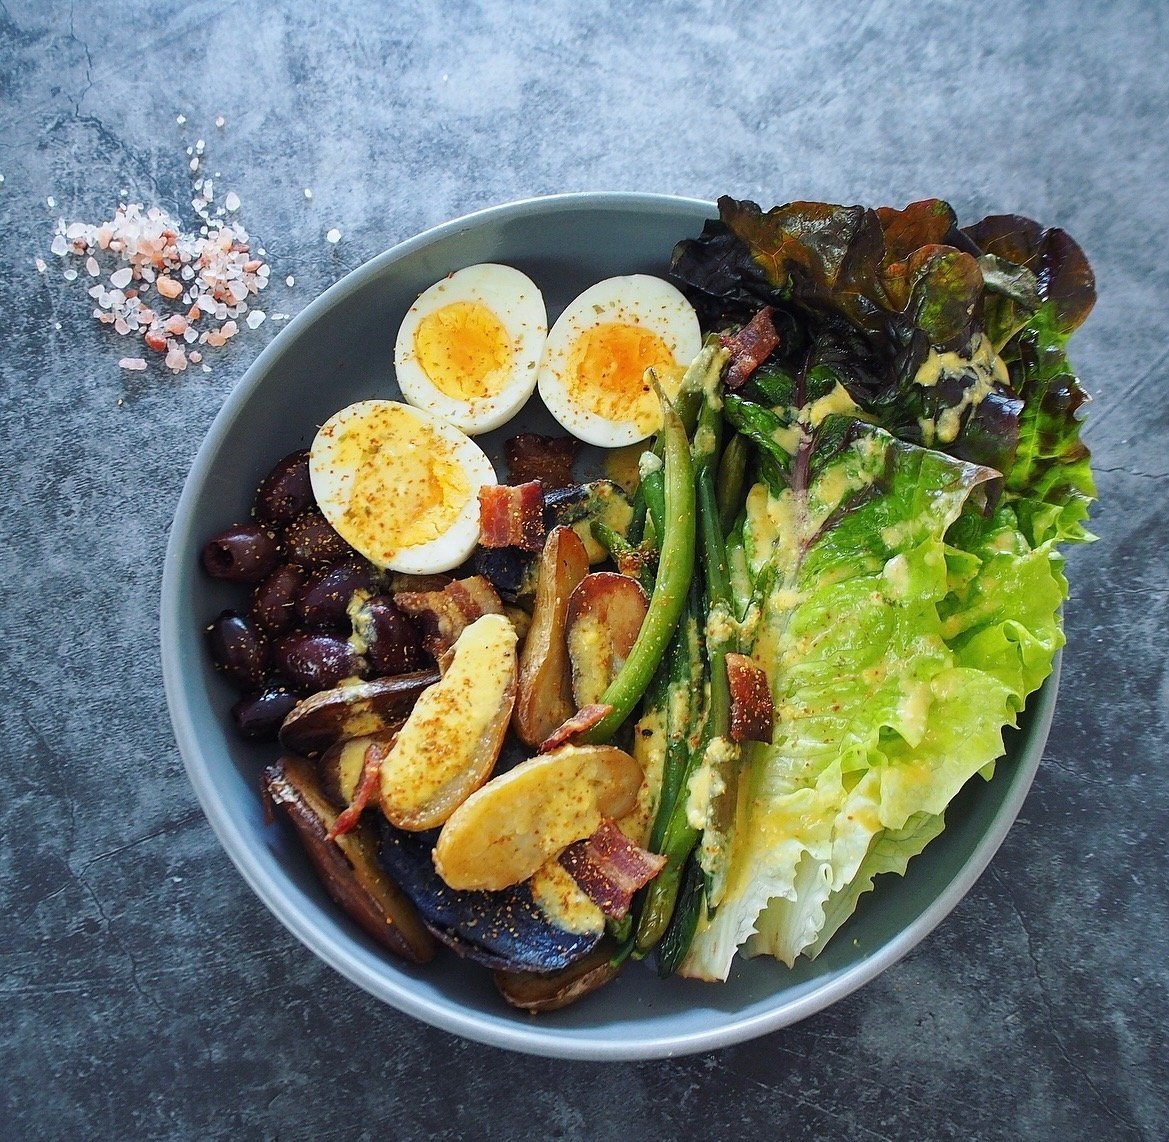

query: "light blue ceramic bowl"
xmin=161 ymin=193 xmax=1058 ymax=1060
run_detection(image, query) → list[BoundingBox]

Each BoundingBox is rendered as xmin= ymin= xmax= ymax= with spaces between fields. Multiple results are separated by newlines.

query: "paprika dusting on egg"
xmin=565 ymin=322 xmax=683 ymax=436
xmin=323 ymin=403 xmax=471 ymax=564
xmin=413 ymin=300 xmax=514 ymax=401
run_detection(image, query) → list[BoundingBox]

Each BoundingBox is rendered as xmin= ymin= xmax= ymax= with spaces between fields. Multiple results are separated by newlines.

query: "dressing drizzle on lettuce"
xmin=667 ymin=197 xmax=1094 ymax=979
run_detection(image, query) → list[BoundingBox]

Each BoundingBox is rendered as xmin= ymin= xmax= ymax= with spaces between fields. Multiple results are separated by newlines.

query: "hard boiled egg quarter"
xmin=538 ymin=275 xmax=702 ymax=448
xmin=309 ymin=399 xmax=496 ymax=575
xmin=394 ymin=263 xmax=547 ymax=435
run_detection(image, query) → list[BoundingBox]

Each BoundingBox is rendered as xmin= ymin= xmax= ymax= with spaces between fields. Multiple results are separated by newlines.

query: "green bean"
xmin=717 ymin=431 xmax=751 ymax=535
xmin=582 ymin=382 xmax=696 ymax=745
xmin=640 ymin=465 xmax=666 ymax=544
xmin=656 ymin=851 xmax=704 ymax=977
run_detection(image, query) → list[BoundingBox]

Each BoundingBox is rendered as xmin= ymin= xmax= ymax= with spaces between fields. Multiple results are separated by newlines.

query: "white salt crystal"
xmin=246 ymin=310 xmax=266 ymax=329
xmin=47 ymin=196 xmax=56 ymax=208
xmin=224 ymin=191 xmax=240 ymax=212
xmin=109 ymin=266 xmax=133 ymax=289
xmin=86 ymin=256 xmax=100 ymax=277
xmin=286 ymin=275 xmax=295 ymax=287
xmin=119 ymin=357 xmax=148 ymax=370
xmin=50 ymin=234 xmax=69 ymax=256
xmin=326 ymin=228 xmax=341 ymax=243
xmin=176 ymin=114 xmax=187 ymax=124
xmin=63 ymin=268 xmax=77 ymax=281
xmin=35 ymin=258 xmax=47 ymax=273
xmin=304 ymin=188 xmax=313 ymax=199
xmin=215 ymin=116 xmax=225 ymax=128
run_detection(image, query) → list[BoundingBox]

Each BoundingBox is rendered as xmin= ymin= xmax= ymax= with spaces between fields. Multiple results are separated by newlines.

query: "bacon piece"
xmin=558 ymin=819 xmax=667 ymax=921
xmin=393 ymin=575 xmax=504 ymax=670
xmin=537 ymin=703 xmax=614 ymax=753
xmin=478 ymin=480 xmax=546 ymax=553
xmin=726 ymin=651 xmax=774 ymax=743
xmin=505 ymin=433 xmax=579 ymax=491
xmin=721 ymin=306 xmax=781 ymax=391
xmin=325 ymin=739 xmax=389 ymax=841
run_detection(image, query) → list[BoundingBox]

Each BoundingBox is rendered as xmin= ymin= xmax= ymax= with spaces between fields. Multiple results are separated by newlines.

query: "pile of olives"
xmin=201 ymin=451 xmax=425 ymax=741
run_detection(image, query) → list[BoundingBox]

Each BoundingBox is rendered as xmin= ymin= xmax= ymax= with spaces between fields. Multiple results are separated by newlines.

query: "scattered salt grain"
xmin=246 ymin=309 xmax=266 ymax=329
xmin=286 ymin=275 xmax=295 ymax=287
xmin=176 ymin=114 xmax=187 ymax=125
xmin=109 ymin=266 xmax=133 ymax=289
xmin=86 ymin=256 xmax=100 ymax=277
xmin=215 ymin=116 xmax=225 ymax=128
xmin=35 ymin=258 xmax=47 ymax=273
xmin=190 ymin=158 xmax=199 ymax=172
xmin=51 ymin=234 xmax=69 ymax=256
xmin=224 ymin=191 xmax=240 ymax=212
xmin=63 ymin=268 xmax=77 ymax=281
xmin=47 ymin=196 xmax=56 ymax=208
xmin=326 ymin=228 xmax=341 ymax=243
xmin=304 ymin=188 xmax=313 ymax=199
xmin=119 ymin=357 xmax=148 ymax=371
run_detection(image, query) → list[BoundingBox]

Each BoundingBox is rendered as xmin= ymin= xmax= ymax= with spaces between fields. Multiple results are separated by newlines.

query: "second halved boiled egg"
xmin=537 ymin=275 xmax=702 ymax=447
xmin=309 ymin=399 xmax=496 ymax=575
xmin=394 ymin=263 xmax=547 ymax=435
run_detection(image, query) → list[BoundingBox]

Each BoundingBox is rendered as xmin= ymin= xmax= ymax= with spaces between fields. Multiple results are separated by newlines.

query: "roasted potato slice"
xmin=262 ymin=755 xmax=435 ymax=963
xmin=319 ymin=731 xmax=399 ymax=808
xmin=513 ymin=526 xmax=590 ymax=747
xmin=378 ymin=613 xmax=517 ymax=831
xmin=278 ymin=670 xmax=438 ymax=758
xmin=494 ymin=942 xmax=622 ymax=1013
xmin=433 ymin=744 xmax=644 ymax=892
xmin=565 ymin=572 xmax=649 ymax=708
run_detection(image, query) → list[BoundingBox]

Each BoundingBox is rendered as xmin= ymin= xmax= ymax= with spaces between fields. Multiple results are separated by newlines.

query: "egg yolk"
xmin=565 ymin=322 xmax=683 ymax=434
xmin=325 ymin=404 xmax=471 ymax=564
xmin=413 ymin=300 xmax=513 ymax=401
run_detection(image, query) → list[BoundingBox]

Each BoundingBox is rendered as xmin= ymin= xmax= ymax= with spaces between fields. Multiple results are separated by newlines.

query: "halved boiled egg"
xmin=394 ymin=263 xmax=547 ymax=435
xmin=537 ymin=275 xmax=702 ymax=447
xmin=309 ymin=399 xmax=496 ymax=575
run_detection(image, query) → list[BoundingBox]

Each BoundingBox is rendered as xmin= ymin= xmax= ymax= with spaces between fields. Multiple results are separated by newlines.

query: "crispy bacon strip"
xmin=393 ymin=575 xmax=504 ymax=670
xmin=722 ymin=306 xmax=780 ymax=391
xmin=505 ymin=433 xmax=579 ymax=491
xmin=537 ymin=703 xmax=614 ymax=754
xmin=478 ymin=480 xmax=545 ymax=553
xmin=726 ymin=651 xmax=774 ymax=743
xmin=558 ymin=819 xmax=667 ymax=921
xmin=325 ymin=739 xmax=389 ymax=841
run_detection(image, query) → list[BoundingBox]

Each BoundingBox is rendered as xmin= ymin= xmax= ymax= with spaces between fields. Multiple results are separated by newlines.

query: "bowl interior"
xmin=162 ymin=194 xmax=1057 ymax=1060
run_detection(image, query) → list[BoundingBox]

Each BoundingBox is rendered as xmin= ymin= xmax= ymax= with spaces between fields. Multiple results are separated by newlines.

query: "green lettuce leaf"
xmin=679 ymin=417 xmax=1067 ymax=980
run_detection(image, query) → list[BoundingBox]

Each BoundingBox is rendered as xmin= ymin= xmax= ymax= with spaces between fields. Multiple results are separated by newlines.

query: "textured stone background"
xmin=2 ymin=1 xmax=1166 ymax=1137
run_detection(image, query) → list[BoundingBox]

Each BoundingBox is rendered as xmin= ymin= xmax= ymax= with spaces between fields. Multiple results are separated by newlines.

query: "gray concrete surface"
xmin=1 ymin=1 xmax=1166 ymax=1137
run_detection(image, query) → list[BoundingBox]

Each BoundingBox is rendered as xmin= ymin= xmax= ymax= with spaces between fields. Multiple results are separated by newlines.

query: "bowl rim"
xmin=161 ymin=191 xmax=1057 ymax=1060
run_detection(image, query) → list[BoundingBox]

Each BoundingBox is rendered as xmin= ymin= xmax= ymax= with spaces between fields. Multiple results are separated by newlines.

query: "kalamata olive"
xmin=230 ymin=686 xmax=300 ymax=741
xmin=352 ymin=594 xmax=424 ymax=676
xmin=206 ymin=611 xmax=269 ymax=691
xmin=254 ymin=450 xmax=314 ymax=526
xmin=250 ymin=563 xmax=306 ymax=634
xmin=296 ymin=559 xmax=377 ymax=631
xmin=274 ymin=632 xmax=364 ymax=692
xmin=202 ymin=522 xmax=281 ymax=582
xmin=284 ymin=509 xmax=354 ymax=567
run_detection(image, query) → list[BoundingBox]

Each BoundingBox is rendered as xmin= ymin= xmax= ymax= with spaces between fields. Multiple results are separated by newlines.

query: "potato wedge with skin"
xmin=379 ymin=613 xmax=517 ymax=831
xmin=566 ymin=572 xmax=649 ymax=708
xmin=513 ymin=526 xmax=590 ymax=748
xmin=494 ymin=941 xmax=622 ymax=1013
xmin=319 ymin=731 xmax=399 ymax=808
xmin=278 ymin=670 xmax=438 ymax=758
xmin=262 ymin=755 xmax=435 ymax=963
xmin=433 ymin=744 xmax=644 ymax=892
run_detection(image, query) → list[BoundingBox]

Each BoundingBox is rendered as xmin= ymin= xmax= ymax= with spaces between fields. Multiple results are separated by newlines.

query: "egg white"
xmin=309 ymin=399 xmax=496 ymax=575
xmin=537 ymin=275 xmax=702 ymax=448
xmin=394 ymin=263 xmax=547 ymax=436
